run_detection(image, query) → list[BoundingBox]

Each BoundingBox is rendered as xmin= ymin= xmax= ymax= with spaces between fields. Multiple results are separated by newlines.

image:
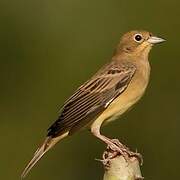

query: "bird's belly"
xmin=102 ymin=81 xmax=148 ymax=125
xmin=105 ymin=94 xmax=141 ymax=124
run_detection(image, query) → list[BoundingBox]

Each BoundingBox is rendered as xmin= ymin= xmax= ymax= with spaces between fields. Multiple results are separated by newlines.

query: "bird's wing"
xmin=47 ymin=61 xmax=136 ymax=137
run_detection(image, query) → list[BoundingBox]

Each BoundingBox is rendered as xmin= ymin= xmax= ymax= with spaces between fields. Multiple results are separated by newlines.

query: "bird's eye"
xmin=134 ymin=34 xmax=143 ymax=42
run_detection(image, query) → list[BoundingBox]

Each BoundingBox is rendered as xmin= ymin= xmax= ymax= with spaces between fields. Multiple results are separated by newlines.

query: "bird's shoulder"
xmin=64 ymin=60 xmax=137 ymax=104
xmin=91 ymin=60 xmax=136 ymax=78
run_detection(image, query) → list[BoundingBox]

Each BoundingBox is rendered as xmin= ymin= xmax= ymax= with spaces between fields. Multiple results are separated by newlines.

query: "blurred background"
xmin=0 ymin=0 xmax=179 ymax=179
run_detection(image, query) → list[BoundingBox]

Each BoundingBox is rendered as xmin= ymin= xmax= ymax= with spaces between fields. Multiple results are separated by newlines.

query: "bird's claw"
xmin=104 ymin=138 xmax=143 ymax=165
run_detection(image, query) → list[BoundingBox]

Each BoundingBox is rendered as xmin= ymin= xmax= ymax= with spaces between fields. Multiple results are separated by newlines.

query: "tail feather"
xmin=21 ymin=132 xmax=68 ymax=179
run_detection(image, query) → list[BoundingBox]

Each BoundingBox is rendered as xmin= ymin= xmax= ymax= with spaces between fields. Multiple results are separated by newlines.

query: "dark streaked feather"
xmin=47 ymin=61 xmax=136 ymax=137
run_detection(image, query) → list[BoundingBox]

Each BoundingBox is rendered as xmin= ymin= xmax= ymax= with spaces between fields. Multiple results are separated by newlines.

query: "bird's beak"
xmin=147 ymin=36 xmax=166 ymax=44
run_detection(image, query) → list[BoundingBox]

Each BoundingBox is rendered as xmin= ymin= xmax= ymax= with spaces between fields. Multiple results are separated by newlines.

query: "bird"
xmin=21 ymin=30 xmax=165 ymax=178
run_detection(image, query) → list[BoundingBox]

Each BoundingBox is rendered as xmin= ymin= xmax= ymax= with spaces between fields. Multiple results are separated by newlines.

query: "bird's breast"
xmin=104 ymin=60 xmax=150 ymax=124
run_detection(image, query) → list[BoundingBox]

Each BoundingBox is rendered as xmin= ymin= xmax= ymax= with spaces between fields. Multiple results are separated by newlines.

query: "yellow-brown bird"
xmin=21 ymin=30 xmax=165 ymax=178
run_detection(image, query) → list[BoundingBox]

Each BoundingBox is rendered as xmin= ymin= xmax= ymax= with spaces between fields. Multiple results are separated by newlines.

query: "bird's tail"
xmin=21 ymin=132 xmax=68 ymax=179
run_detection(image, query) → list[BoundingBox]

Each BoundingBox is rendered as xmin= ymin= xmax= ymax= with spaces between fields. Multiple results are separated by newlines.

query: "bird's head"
xmin=116 ymin=30 xmax=165 ymax=56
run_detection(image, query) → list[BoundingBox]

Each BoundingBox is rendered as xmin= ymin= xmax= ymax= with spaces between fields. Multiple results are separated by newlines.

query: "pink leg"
xmin=91 ymin=126 xmax=143 ymax=164
xmin=91 ymin=127 xmax=127 ymax=155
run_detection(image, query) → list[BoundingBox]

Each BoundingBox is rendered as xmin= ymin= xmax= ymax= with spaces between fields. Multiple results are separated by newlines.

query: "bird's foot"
xmin=128 ymin=149 xmax=143 ymax=165
xmin=104 ymin=138 xmax=143 ymax=165
xmin=101 ymin=150 xmax=119 ymax=167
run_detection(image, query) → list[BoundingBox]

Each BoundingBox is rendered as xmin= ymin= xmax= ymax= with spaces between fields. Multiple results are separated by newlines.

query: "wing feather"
xmin=48 ymin=61 xmax=136 ymax=137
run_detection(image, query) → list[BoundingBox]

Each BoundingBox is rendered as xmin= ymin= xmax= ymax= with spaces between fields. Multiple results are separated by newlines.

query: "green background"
xmin=0 ymin=0 xmax=179 ymax=179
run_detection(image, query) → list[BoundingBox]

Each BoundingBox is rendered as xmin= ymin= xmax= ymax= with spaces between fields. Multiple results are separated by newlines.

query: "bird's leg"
xmin=109 ymin=138 xmax=128 ymax=149
xmin=91 ymin=127 xmax=143 ymax=164
xmin=91 ymin=127 xmax=129 ymax=159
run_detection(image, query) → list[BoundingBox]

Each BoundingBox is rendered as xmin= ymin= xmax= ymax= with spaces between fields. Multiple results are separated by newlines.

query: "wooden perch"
xmin=101 ymin=148 xmax=143 ymax=180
